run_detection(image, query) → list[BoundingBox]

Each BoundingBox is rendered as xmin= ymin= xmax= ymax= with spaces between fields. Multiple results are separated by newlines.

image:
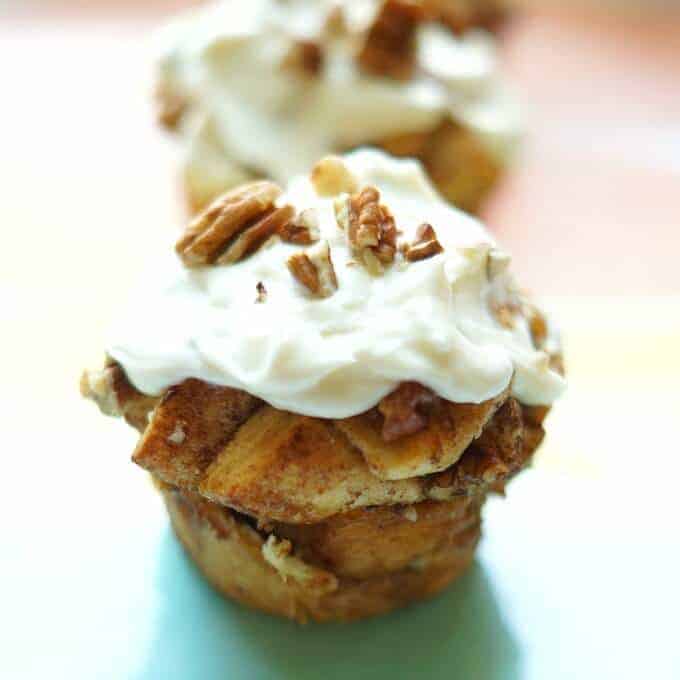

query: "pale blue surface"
xmin=2 ymin=422 xmax=679 ymax=680
xmin=141 ymin=535 xmax=518 ymax=680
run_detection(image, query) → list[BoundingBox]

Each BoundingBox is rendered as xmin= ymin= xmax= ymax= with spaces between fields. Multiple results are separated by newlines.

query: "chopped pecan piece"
xmin=176 ymin=181 xmax=286 ymax=267
xmin=282 ymin=40 xmax=324 ymax=76
xmin=255 ymin=281 xmax=267 ymax=304
xmin=403 ymin=223 xmax=444 ymax=262
xmin=323 ymin=4 xmax=347 ymax=37
xmin=526 ymin=305 xmax=548 ymax=349
xmin=378 ymin=382 xmax=439 ymax=442
xmin=490 ymin=300 xmax=521 ymax=329
xmin=287 ymin=240 xmax=338 ymax=297
xmin=486 ymin=248 xmax=511 ymax=279
xmin=357 ymin=0 xmax=424 ymax=80
xmin=155 ymin=81 xmax=188 ymax=131
xmin=311 ymin=156 xmax=358 ymax=197
xmin=336 ymin=186 xmax=397 ymax=273
xmin=278 ymin=208 xmax=320 ymax=245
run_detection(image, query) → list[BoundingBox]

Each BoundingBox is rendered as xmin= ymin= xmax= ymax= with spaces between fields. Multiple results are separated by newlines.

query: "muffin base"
xmin=161 ymin=484 xmax=481 ymax=623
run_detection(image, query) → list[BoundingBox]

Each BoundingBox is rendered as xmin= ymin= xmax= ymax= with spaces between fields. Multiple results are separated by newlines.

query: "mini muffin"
xmin=155 ymin=0 xmax=521 ymax=214
xmin=82 ymin=150 xmax=564 ymax=623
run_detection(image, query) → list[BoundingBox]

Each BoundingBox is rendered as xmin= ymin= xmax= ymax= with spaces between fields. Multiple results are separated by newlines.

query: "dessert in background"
xmin=155 ymin=0 xmax=521 ymax=214
xmin=82 ymin=150 xmax=563 ymax=622
xmin=423 ymin=0 xmax=510 ymax=33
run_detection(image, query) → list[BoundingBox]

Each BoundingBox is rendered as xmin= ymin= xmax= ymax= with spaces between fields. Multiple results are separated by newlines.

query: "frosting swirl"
xmin=108 ymin=150 xmax=565 ymax=417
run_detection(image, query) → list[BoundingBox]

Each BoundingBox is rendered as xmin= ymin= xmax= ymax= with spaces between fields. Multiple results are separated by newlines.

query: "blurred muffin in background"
xmin=423 ymin=0 xmax=510 ymax=33
xmin=155 ymin=0 xmax=522 ymax=214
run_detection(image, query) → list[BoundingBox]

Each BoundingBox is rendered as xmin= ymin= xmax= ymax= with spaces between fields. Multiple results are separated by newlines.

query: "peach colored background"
xmin=2 ymin=2 xmax=679 ymax=296
xmin=1 ymin=4 xmax=679 ymax=678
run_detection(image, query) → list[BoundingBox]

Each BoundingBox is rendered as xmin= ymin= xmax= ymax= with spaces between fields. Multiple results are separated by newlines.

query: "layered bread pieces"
xmin=82 ymin=150 xmax=564 ymax=622
xmin=155 ymin=0 xmax=521 ymax=214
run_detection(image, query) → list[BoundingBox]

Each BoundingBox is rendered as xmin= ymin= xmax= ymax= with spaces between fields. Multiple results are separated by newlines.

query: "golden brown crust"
xmin=84 ymin=364 xmax=544 ymax=524
xmin=272 ymin=495 xmax=482 ymax=579
xmin=198 ymin=408 xmax=425 ymax=523
xmin=133 ymin=379 xmax=261 ymax=489
xmin=425 ymin=398 xmax=532 ymax=498
xmin=337 ymin=386 xmax=509 ymax=480
xmin=161 ymin=483 xmax=479 ymax=623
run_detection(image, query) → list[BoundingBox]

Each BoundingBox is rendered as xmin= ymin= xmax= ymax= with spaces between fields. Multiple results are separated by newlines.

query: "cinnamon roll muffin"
xmin=155 ymin=0 xmax=521 ymax=214
xmin=82 ymin=150 xmax=564 ymax=622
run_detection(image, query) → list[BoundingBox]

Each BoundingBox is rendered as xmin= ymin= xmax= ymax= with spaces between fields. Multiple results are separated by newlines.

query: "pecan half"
xmin=336 ymin=186 xmax=397 ymax=273
xmin=311 ymin=156 xmax=358 ymax=197
xmin=288 ymin=240 xmax=338 ymax=297
xmin=217 ymin=205 xmax=294 ymax=265
xmin=278 ymin=209 xmax=320 ymax=245
xmin=281 ymin=40 xmax=324 ymax=76
xmin=357 ymin=0 xmax=424 ymax=80
xmin=403 ymin=223 xmax=444 ymax=262
xmin=379 ymin=382 xmax=439 ymax=442
xmin=176 ymin=181 xmax=288 ymax=267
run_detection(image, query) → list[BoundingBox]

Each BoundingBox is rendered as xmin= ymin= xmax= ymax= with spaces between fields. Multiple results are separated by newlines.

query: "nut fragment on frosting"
xmin=287 ymin=240 xmax=338 ymax=298
xmin=175 ymin=181 xmax=290 ymax=266
xmin=336 ymin=186 xmax=398 ymax=274
xmin=403 ymin=223 xmax=444 ymax=262
xmin=281 ymin=40 xmax=324 ymax=77
xmin=311 ymin=156 xmax=358 ymax=197
xmin=255 ymin=281 xmax=267 ymax=303
xmin=278 ymin=209 xmax=320 ymax=245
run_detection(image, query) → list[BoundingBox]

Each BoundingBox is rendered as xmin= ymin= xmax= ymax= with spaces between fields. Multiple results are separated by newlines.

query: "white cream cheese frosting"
xmin=108 ymin=150 xmax=564 ymax=417
xmin=156 ymin=0 xmax=522 ymax=194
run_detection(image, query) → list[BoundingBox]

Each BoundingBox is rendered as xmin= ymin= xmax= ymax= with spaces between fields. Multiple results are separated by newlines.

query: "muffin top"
xmin=156 ymin=0 xmax=521 ymax=188
xmin=108 ymin=150 xmax=564 ymax=418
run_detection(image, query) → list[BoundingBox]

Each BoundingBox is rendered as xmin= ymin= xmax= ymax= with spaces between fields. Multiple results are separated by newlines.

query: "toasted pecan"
xmin=288 ymin=240 xmax=338 ymax=297
xmin=278 ymin=209 xmax=320 ymax=245
xmin=403 ymin=223 xmax=444 ymax=262
xmin=282 ymin=40 xmax=324 ymax=76
xmin=176 ymin=181 xmax=288 ymax=267
xmin=378 ymin=382 xmax=439 ymax=442
xmin=217 ymin=205 xmax=294 ymax=265
xmin=336 ymin=186 xmax=397 ymax=273
xmin=357 ymin=0 xmax=424 ymax=80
